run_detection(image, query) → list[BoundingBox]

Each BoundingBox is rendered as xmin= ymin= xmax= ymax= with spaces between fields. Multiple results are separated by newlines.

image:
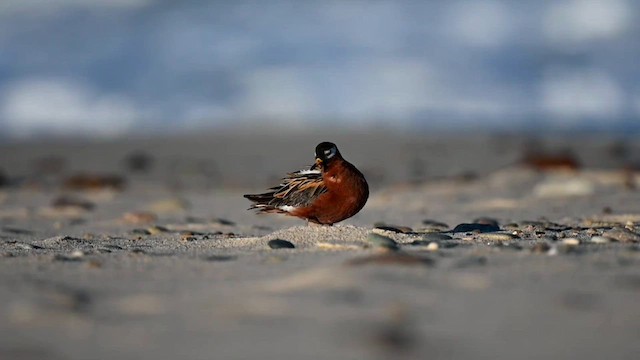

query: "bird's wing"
xmin=244 ymin=167 xmax=327 ymax=211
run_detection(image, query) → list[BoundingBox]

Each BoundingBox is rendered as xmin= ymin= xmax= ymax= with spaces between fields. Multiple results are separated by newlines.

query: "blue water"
xmin=0 ymin=0 xmax=638 ymax=138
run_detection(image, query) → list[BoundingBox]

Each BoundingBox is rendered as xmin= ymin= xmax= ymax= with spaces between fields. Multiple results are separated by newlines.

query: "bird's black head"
xmin=315 ymin=142 xmax=340 ymax=166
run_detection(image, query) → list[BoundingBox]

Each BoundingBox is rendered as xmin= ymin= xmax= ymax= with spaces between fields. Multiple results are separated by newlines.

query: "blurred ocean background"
xmin=1 ymin=0 xmax=639 ymax=139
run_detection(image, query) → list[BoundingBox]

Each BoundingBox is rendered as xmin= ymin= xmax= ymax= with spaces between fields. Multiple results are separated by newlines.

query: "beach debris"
xmin=366 ymin=233 xmax=400 ymax=251
xmin=452 ymin=223 xmax=500 ymax=233
xmin=122 ymin=211 xmax=157 ymax=224
xmin=63 ymin=173 xmax=126 ymax=191
xmin=268 ymin=239 xmax=295 ymax=249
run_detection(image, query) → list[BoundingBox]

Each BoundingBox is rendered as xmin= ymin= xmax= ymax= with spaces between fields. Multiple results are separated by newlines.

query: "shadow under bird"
xmin=244 ymin=142 xmax=369 ymax=225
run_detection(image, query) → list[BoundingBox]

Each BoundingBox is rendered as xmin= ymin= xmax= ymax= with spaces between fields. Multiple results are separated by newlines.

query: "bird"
xmin=244 ymin=142 xmax=369 ymax=225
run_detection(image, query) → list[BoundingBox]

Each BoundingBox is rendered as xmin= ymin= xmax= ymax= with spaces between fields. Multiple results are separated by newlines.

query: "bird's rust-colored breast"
xmin=291 ymin=158 xmax=368 ymax=224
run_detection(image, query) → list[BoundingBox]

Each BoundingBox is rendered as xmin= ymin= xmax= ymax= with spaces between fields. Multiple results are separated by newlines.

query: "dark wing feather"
xmin=244 ymin=168 xmax=327 ymax=212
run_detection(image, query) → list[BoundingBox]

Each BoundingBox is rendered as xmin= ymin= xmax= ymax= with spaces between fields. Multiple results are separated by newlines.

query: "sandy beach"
xmin=1 ymin=130 xmax=639 ymax=360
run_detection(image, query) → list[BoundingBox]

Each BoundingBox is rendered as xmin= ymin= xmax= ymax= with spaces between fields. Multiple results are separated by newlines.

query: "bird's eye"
xmin=324 ymin=148 xmax=335 ymax=158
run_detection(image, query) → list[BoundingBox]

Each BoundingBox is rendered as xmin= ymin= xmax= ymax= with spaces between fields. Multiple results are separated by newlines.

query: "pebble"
xmin=426 ymin=242 xmax=439 ymax=251
xmin=476 ymin=232 xmax=519 ymax=241
xmin=453 ymin=223 xmax=500 ymax=233
xmin=561 ymin=238 xmax=581 ymax=246
xmin=421 ymin=233 xmax=452 ymax=241
xmin=147 ymin=225 xmax=169 ymax=235
xmin=268 ymin=239 xmax=295 ymax=249
xmin=0 ymin=168 xmax=8 ymax=187
xmin=367 ymin=233 xmax=400 ymax=251
xmin=602 ymin=228 xmax=640 ymax=243
xmin=590 ymin=236 xmax=610 ymax=244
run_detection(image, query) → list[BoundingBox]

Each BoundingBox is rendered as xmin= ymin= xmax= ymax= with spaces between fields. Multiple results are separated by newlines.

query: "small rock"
xmin=426 ymin=242 xmax=439 ymax=251
xmin=590 ymin=236 xmax=610 ymax=244
xmin=268 ymin=239 xmax=295 ymax=249
xmin=202 ymin=255 xmax=237 ymax=261
xmin=367 ymin=233 xmax=400 ymax=251
xmin=476 ymin=232 xmax=519 ymax=241
xmin=562 ymin=238 xmax=581 ymax=246
xmin=180 ymin=235 xmax=197 ymax=242
xmin=147 ymin=225 xmax=169 ymax=235
xmin=602 ymin=228 xmax=640 ymax=243
xmin=0 ymin=168 xmax=9 ymax=187
xmin=453 ymin=223 xmax=500 ymax=233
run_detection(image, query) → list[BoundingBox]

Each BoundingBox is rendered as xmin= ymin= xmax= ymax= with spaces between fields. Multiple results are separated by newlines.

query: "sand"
xmin=1 ymin=130 xmax=639 ymax=360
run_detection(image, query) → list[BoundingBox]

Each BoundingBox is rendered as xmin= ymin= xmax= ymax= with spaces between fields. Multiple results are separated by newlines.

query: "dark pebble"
xmin=452 ymin=223 xmax=500 ymax=233
xmin=268 ymin=239 xmax=295 ymax=249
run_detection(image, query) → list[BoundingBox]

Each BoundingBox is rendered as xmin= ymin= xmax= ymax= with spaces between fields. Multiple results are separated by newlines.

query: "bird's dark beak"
xmin=311 ymin=158 xmax=322 ymax=170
